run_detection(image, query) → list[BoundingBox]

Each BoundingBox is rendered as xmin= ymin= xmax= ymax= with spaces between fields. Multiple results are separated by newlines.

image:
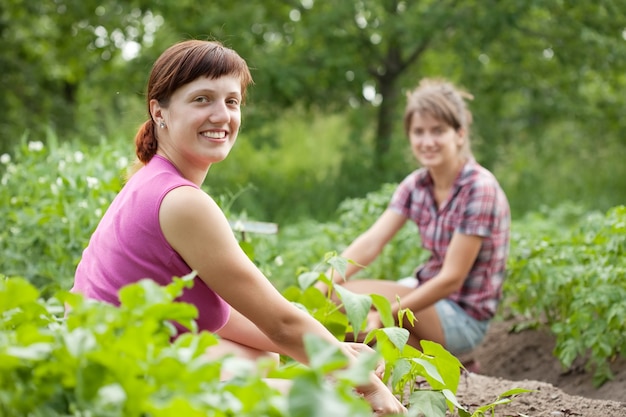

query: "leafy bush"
xmin=0 ymin=133 xmax=128 ymax=296
xmin=504 ymin=205 xmax=626 ymax=386
xmin=249 ymin=183 xmax=429 ymax=290
xmin=0 ymin=274 xmax=378 ymax=416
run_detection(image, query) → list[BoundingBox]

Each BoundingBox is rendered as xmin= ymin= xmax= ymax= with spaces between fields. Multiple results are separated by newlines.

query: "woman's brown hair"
xmin=128 ymin=40 xmax=253 ymax=177
xmin=403 ymin=78 xmax=474 ymax=158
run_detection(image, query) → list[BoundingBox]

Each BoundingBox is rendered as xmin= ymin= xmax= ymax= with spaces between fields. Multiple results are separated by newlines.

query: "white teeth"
xmin=201 ymin=131 xmax=226 ymax=139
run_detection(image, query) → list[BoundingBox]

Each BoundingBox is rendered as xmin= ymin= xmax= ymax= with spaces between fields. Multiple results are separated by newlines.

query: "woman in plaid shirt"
xmin=325 ymin=78 xmax=510 ymax=362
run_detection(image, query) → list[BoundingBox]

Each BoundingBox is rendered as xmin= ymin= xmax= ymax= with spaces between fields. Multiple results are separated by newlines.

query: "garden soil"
xmin=450 ymin=317 xmax=626 ymax=416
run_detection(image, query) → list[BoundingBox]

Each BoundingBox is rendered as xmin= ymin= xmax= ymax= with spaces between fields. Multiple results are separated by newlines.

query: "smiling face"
xmin=407 ymin=111 xmax=465 ymax=171
xmin=150 ymin=75 xmax=242 ymax=171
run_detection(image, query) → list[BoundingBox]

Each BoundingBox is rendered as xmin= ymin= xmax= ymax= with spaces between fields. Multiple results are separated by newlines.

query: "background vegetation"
xmin=2 ymin=0 xmax=625 ymax=223
xmin=1 ymin=138 xmax=624 ymax=393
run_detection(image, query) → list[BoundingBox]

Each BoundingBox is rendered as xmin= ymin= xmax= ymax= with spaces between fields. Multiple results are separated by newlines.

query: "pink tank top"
xmin=72 ymin=155 xmax=230 ymax=333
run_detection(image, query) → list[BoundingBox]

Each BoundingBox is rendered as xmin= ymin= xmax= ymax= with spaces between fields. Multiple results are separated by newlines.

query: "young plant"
xmin=285 ymin=253 xmax=528 ymax=417
xmin=505 ymin=205 xmax=626 ymax=386
xmin=0 ymin=274 xmax=404 ymax=416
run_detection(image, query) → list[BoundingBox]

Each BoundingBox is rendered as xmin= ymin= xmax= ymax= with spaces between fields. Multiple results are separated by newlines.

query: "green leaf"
xmin=95 ymin=383 xmax=127 ymax=408
xmin=379 ymin=327 xmax=410 ymax=351
xmin=408 ymin=390 xmax=447 ymax=417
xmin=165 ymin=273 xmax=197 ymax=298
xmin=288 ymin=372 xmax=370 ymax=417
xmin=334 ymin=285 xmax=371 ymax=339
xmin=119 ymin=279 xmax=170 ymax=307
xmin=303 ymin=333 xmax=348 ymax=373
xmin=298 ymin=271 xmax=322 ymax=290
xmin=145 ymin=302 xmax=199 ymax=333
xmin=496 ymin=388 xmax=534 ymax=397
xmin=239 ymin=240 xmax=255 ymax=260
xmin=421 ymin=340 xmax=461 ymax=392
xmin=335 ymin=348 xmax=380 ymax=386
xmin=370 ymin=293 xmax=394 ymax=327
xmin=457 ymin=408 xmax=472 ymax=417
xmin=412 ymin=357 xmax=444 ymax=385
xmin=0 ymin=353 xmax=21 ymax=370
xmin=170 ymin=332 xmax=219 ymax=362
xmin=0 ymin=277 xmax=39 ymax=312
xmin=398 ymin=307 xmax=417 ymax=327
xmin=325 ymin=253 xmax=348 ymax=281
xmin=441 ymin=389 xmax=466 ymax=412
xmin=63 ymin=328 xmax=97 ymax=357
xmin=6 ymin=342 xmax=52 ymax=360
xmin=389 ymin=358 xmax=411 ymax=388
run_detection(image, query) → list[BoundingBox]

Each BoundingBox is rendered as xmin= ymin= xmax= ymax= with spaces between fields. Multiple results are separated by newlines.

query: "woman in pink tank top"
xmin=71 ymin=39 xmax=405 ymax=416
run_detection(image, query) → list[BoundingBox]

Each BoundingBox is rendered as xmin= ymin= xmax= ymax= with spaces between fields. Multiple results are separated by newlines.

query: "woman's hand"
xmin=341 ymin=342 xmax=406 ymax=415
xmin=358 ymin=377 xmax=407 ymax=416
xmin=342 ymin=342 xmax=385 ymax=379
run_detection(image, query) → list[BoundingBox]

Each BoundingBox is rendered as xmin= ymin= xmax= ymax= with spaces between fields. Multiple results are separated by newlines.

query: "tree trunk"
xmin=374 ymin=75 xmax=399 ymax=172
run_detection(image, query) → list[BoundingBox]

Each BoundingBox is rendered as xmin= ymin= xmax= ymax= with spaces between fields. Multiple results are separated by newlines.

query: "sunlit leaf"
xmin=325 ymin=254 xmax=349 ymax=282
xmin=370 ymin=293 xmax=394 ymax=327
xmin=6 ymin=343 xmax=52 ymax=360
xmin=298 ymin=271 xmax=322 ymax=290
xmin=334 ymin=285 xmax=371 ymax=339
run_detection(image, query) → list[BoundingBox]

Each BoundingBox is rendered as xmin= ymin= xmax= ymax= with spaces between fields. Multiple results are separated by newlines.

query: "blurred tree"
xmin=139 ymin=0 xmax=626 ymax=172
xmin=2 ymin=0 xmax=624 ymax=214
xmin=0 ymin=0 xmax=160 ymax=152
xmin=3 ymin=1 xmax=625 ymax=153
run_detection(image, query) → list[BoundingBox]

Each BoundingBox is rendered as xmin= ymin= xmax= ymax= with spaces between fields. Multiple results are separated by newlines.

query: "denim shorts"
xmin=435 ymin=298 xmax=490 ymax=356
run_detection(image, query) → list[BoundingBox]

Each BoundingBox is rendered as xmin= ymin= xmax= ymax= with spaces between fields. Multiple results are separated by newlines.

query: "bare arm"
xmin=391 ymin=232 xmax=483 ymax=316
xmin=160 ymin=186 xmax=337 ymax=364
xmin=216 ymin=307 xmax=285 ymax=355
xmin=331 ymin=209 xmax=407 ymax=284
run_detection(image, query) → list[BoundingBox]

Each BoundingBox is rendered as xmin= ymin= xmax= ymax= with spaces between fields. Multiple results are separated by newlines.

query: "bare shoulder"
xmin=157 ymin=186 xmax=276 ymax=312
xmin=159 ymin=186 xmax=234 ymax=252
xmin=160 ymin=186 xmax=222 ymax=221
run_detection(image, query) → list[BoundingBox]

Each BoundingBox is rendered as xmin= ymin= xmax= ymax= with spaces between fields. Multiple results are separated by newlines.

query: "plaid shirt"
xmin=389 ymin=159 xmax=510 ymax=320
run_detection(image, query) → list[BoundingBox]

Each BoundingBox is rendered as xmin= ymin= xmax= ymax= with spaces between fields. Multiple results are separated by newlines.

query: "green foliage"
xmin=267 ymin=258 xmax=528 ymax=416
xmin=461 ymin=388 xmax=533 ymax=417
xmin=492 ymin=120 xmax=626 ymax=216
xmin=0 ymin=0 xmax=158 ymax=152
xmin=297 ymin=262 xmax=464 ymax=406
xmin=208 ymin=109 xmax=356 ymax=222
xmin=0 ymin=130 xmax=409 ymax=295
xmin=504 ymin=205 xmax=626 ymax=387
xmin=0 ymin=274 xmax=373 ymax=416
xmin=0 ymin=272 xmax=522 ymax=416
xmin=3 ymin=1 xmax=626 ymax=220
xmin=255 ymin=184 xmax=429 ymax=290
xmin=3 ymin=132 xmax=624 ymax=396
xmin=0 ymin=133 xmax=129 ymax=296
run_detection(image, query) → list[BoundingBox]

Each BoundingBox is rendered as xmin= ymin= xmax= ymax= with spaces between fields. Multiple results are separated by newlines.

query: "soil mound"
xmin=455 ymin=318 xmax=626 ymax=416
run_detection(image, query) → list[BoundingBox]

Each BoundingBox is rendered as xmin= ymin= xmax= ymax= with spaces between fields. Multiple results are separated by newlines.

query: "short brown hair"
xmin=403 ymin=78 xmax=473 ymax=136
xmin=132 ymin=40 xmax=253 ymax=170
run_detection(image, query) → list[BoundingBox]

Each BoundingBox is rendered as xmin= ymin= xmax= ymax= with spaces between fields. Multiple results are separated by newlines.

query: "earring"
xmin=159 ymin=121 xmax=166 ymax=129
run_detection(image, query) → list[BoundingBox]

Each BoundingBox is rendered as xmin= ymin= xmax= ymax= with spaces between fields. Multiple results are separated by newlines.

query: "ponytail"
xmin=135 ymin=119 xmax=159 ymax=163
xmin=126 ymin=119 xmax=158 ymax=180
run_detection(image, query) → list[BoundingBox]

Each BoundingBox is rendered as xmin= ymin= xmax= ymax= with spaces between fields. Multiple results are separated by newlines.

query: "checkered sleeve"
xmin=458 ymin=178 xmax=499 ymax=238
xmin=389 ymin=172 xmax=416 ymax=217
